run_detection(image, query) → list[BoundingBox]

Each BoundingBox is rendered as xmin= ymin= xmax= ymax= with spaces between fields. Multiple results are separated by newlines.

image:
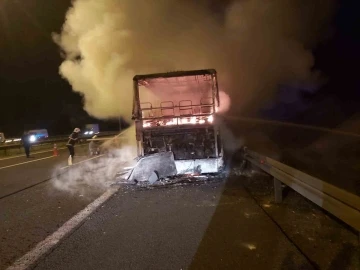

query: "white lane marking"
xmin=0 ymin=156 xmax=55 ymax=170
xmin=0 ymin=148 xmax=67 ymax=161
xmin=1 ymin=148 xmax=66 ymax=160
xmin=60 ymin=155 xmax=105 ymax=170
xmin=7 ymin=186 xmax=120 ymax=270
xmin=0 ymin=143 xmax=89 ymax=161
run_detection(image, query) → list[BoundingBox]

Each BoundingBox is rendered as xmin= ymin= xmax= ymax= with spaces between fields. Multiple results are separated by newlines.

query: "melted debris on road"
xmin=114 ymin=173 xmax=227 ymax=189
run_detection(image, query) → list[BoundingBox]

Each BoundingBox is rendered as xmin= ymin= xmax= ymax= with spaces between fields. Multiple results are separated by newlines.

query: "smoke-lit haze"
xmin=52 ymin=126 xmax=137 ymax=195
xmin=54 ymin=0 xmax=334 ymax=120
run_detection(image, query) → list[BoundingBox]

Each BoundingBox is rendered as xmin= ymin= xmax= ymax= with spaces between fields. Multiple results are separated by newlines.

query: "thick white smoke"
xmin=54 ymin=0 xmax=334 ymax=120
xmin=51 ymin=126 xmax=138 ymax=195
xmin=51 ymin=146 xmax=136 ymax=196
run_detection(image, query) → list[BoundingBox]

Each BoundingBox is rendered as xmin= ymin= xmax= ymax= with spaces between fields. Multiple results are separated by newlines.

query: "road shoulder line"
xmin=0 ymin=156 xmax=55 ymax=170
xmin=0 ymin=148 xmax=66 ymax=161
xmin=7 ymin=186 xmax=120 ymax=270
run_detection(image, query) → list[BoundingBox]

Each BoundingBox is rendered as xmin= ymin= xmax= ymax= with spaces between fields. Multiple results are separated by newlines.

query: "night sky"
xmin=261 ymin=0 xmax=360 ymax=129
xmin=0 ymin=0 xmax=359 ymax=136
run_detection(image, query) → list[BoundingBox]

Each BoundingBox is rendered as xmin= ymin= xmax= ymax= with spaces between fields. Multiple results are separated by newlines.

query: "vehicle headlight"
xmin=29 ymin=135 xmax=36 ymax=142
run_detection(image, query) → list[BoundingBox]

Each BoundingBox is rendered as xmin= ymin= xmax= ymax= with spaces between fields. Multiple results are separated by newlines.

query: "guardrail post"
xmin=274 ymin=177 xmax=283 ymax=203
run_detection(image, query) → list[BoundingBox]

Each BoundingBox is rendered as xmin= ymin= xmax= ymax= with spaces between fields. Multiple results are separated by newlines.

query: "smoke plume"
xmin=54 ymin=0 xmax=334 ymax=120
xmin=51 ymin=126 xmax=138 ymax=195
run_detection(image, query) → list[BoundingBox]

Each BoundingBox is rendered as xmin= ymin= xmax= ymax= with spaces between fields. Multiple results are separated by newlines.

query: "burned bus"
xmin=131 ymin=69 xmax=224 ymax=175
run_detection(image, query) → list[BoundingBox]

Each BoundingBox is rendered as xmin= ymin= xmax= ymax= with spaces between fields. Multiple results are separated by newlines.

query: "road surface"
xmin=0 ymin=126 xmax=358 ymax=269
xmin=31 ymin=177 xmax=315 ymax=270
xmin=0 ymin=145 xmax=105 ymax=269
xmin=27 ymin=174 xmax=359 ymax=270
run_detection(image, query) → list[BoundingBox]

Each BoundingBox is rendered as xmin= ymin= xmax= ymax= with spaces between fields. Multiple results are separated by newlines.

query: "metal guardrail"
xmin=244 ymin=148 xmax=360 ymax=233
xmin=0 ymin=131 xmax=120 ymax=154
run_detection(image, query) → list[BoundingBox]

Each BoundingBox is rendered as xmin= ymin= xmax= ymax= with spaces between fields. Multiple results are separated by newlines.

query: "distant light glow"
xmin=13 ymin=138 xmax=21 ymax=142
xmin=5 ymin=140 xmax=12 ymax=143
xmin=207 ymin=115 xmax=213 ymax=123
xmin=242 ymin=243 xmax=257 ymax=250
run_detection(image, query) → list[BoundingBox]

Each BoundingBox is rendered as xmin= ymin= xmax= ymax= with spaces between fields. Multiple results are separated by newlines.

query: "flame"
xmin=142 ymin=115 xmax=214 ymax=128
xmin=181 ymin=118 xmax=189 ymax=124
xmin=165 ymin=118 xmax=177 ymax=126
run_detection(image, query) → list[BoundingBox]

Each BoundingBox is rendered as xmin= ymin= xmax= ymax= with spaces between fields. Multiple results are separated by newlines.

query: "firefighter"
xmin=67 ymin=128 xmax=81 ymax=165
xmin=21 ymin=131 xmax=31 ymax=158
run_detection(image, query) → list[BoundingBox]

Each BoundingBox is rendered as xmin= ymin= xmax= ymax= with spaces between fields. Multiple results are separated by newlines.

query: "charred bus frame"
xmin=132 ymin=69 xmax=223 ymax=174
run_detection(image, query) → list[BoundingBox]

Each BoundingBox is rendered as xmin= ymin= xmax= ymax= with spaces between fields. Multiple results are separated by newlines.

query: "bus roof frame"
xmin=133 ymin=69 xmax=217 ymax=82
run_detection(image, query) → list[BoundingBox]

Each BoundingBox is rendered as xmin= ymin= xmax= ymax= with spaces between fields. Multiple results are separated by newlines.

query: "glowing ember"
xmin=166 ymin=118 xmax=177 ymax=126
xmin=181 ymin=118 xmax=189 ymax=124
xmin=142 ymin=114 xmax=215 ymax=128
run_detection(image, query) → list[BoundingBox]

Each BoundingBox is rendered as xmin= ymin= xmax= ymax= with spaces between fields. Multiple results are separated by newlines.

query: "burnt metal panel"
xmin=128 ymin=151 xmax=177 ymax=182
xmin=133 ymin=69 xmax=217 ymax=82
xmin=132 ymin=79 xmax=141 ymax=119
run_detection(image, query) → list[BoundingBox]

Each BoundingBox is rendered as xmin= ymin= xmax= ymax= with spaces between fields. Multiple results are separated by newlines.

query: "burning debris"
xmin=114 ymin=150 xmax=225 ymax=187
xmin=115 ymin=169 xmax=223 ymax=188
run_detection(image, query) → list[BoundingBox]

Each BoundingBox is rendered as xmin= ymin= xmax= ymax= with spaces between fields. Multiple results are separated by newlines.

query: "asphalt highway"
xmin=33 ymin=177 xmax=314 ymax=270
xmin=0 ymin=145 xmax=105 ymax=269
xmin=0 ymin=124 xmax=359 ymax=269
xmin=29 ymin=175 xmax=359 ymax=270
